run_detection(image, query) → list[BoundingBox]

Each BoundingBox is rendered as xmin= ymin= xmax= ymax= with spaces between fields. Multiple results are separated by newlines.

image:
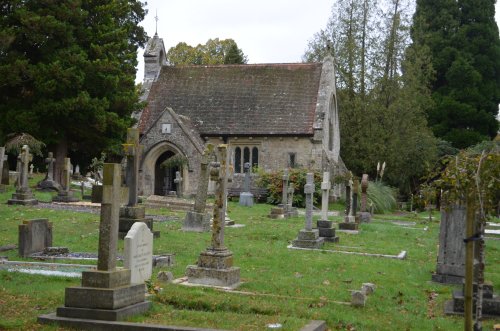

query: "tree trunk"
xmin=55 ymin=139 xmax=68 ymax=185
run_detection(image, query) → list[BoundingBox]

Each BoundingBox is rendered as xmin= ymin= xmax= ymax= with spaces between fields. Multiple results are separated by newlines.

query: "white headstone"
xmin=124 ymin=222 xmax=153 ymax=284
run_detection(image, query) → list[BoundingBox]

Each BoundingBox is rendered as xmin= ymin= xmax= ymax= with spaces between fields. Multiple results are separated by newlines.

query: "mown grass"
xmin=0 ymin=175 xmax=499 ymax=330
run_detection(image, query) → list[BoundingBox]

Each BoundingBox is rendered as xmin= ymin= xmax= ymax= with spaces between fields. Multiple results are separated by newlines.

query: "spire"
xmin=154 ymin=9 xmax=159 ymax=36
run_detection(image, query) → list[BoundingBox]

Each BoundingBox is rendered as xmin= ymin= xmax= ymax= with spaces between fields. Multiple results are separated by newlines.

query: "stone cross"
xmin=193 ymin=143 xmax=214 ymax=213
xmin=210 ymin=145 xmax=228 ymax=250
xmin=97 ymin=163 xmax=122 ymax=271
xmin=19 ymin=145 xmax=32 ymax=191
xmin=29 ymin=163 xmax=34 ymax=176
xmin=0 ymin=147 xmax=6 ymax=183
xmin=15 ymin=155 xmax=21 ymax=188
xmin=243 ymin=162 xmax=251 ymax=192
xmin=174 ymin=171 xmax=183 ymax=197
xmin=60 ymin=158 xmax=72 ymax=192
xmin=360 ymin=174 xmax=369 ymax=212
xmin=122 ymin=128 xmax=142 ymax=207
xmin=320 ymin=172 xmax=331 ymax=221
xmin=281 ymin=168 xmax=289 ymax=206
xmin=353 ymin=178 xmax=359 ymax=215
xmin=345 ymin=172 xmax=353 ymax=217
xmin=287 ymin=185 xmax=295 ymax=209
xmin=304 ymin=173 xmax=315 ymax=231
xmin=45 ymin=152 xmax=56 ymax=181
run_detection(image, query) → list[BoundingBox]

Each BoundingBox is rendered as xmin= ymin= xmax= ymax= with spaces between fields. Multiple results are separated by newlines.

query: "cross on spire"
xmin=154 ymin=9 xmax=159 ymax=36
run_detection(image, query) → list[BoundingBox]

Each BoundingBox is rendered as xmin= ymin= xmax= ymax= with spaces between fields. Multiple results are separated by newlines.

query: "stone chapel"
xmin=135 ymin=33 xmax=346 ymax=197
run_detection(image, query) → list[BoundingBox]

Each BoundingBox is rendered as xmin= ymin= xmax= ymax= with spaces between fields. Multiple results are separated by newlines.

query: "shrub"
xmin=256 ymin=168 xmax=322 ymax=208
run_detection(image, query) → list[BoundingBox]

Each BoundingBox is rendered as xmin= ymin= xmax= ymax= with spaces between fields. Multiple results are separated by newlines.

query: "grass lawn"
xmin=0 ymin=175 xmax=499 ymax=330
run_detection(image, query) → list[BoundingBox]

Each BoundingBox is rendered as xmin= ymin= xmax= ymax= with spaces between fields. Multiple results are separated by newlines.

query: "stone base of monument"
xmin=118 ymin=206 xmax=157 ymax=239
xmin=54 ymin=268 xmax=149 ymax=321
xmin=269 ymin=206 xmax=285 ymax=219
xmin=239 ymin=192 xmax=254 ymax=206
xmin=338 ymin=222 xmax=359 ymax=230
xmin=431 ymin=273 xmax=464 ymax=285
xmin=356 ymin=212 xmax=372 ymax=223
xmin=8 ymin=191 xmax=38 ymax=205
xmin=286 ymin=206 xmax=299 ymax=218
xmin=182 ymin=211 xmax=211 ymax=232
xmin=0 ymin=184 xmax=6 ymax=193
xmin=292 ymin=229 xmax=324 ymax=249
xmin=444 ymin=282 xmax=500 ymax=317
xmin=186 ymin=248 xmax=240 ymax=288
xmin=37 ymin=179 xmax=61 ymax=192
xmin=52 ymin=191 xmax=80 ymax=203
xmin=317 ymin=220 xmax=340 ymax=243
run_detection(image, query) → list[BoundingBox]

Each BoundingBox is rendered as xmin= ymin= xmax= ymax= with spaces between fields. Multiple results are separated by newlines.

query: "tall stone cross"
xmin=304 ymin=173 xmax=315 ymax=231
xmin=122 ymin=128 xmax=142 ymax=207
xmin=193 ymin=143 xmax=214 ymax=213
xmin=61 ymin=158 xmax=72 ymax=192
xmin=19 ymin=145 xmax=32 ymax=191
xmin=98 ymin=163 xmax=122 ymax=271
xmin=281 ymin=168 xmax=289 ymax=206
xmin=45 ymin=152 xmax=56 ymax=181
xmin=320 ymin=171 xmax=331 ymax=221
xmin=174 ymin=171 xmax=183 ymax=197
xmin=360 ymin=174 xmax=369 ymax=212
xmin=243 ymin=162 xmax=251 ymax=192
xmin=210 ymin=145 xmax=228 ymax=250
xmin=345 ymin=172 xmax=353 ymax=217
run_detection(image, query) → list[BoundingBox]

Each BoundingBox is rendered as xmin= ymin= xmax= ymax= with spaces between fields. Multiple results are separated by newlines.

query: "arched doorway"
xmin=154 ymin=151 xmax=179 ymax=195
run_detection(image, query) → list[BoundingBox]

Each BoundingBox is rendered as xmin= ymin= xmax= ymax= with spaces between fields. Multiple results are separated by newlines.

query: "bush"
xmin=367 ymin=181 xmax=397 ymax=214
xmin=256 ymin=168 xmax=322 ymax=208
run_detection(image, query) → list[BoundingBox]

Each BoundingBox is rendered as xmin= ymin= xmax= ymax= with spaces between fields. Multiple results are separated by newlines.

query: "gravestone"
xmin=37 ymin=152 xmax=61 ymax=191
xmin=72 ymin=164 xmax=81 ymax=179
xmin=339 ymin=172 xmax=358 ymax=230
xmin=52 ymin=157 xmax=79 ymax=202
xmin=124 ymin=222 xmax=153 ymax=284
xmin=54 ymin=163 xmax=150 ymax=321
xmin=186 ymin=145 xmax=240 ymax=288
xmin=18 ymin=219 xmax=53 ymax=257
xmin=292 ymin=173 xmax=324 ymax=249
xmin=0 ymin=147 xmax=7 ymax=192
xmin=183 ymin=143 xmax=214 ymax=232
xmin=239 ymin=162 xmax=254 ymax=206
xmin=119 ymin=128 xmax=154 ymax=239
xmin=29 ymin=163 xmax=34 ymax=178
xmin=269 ymin=168 xmax=289 ymax=219
xmin=357 ymin=174 xmax=371 ymax=222
xmin=8 ymin=145 xmax=38 ymax=205
xmin=174 ymin=171 xmax=183 ymax=197
xmin=286 ymin=185 xmax=299 ymax=217
xmin=317 ymin=172 xmax=339 ymax=242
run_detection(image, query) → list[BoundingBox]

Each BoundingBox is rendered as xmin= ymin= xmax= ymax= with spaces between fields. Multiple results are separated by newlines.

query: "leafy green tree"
xmin=0 ymin=0 xmax=147 ymax=180
xmin=411 ymin=0 xmax=500 ymax=148
xmin=166 ymin=38 xmax=247 ymax=65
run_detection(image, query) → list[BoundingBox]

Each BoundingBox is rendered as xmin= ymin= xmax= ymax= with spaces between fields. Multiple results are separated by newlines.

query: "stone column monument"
xmin=317 ymin=171 xmax=339 ymax=242
xmin=239 ymin=162 xmax=254 ymax=206
xmin=119 ymin=128 xmax=154 ymax=238
xmin=8 ymin=145 xmax=37 ymax=205
xmin=357 ymin=174 xmax=371 ymax=222
xmin=183 ymin=143 xmax=214 ymax=232
xmin=52 ymin=158 xmax=79 ymax=202
xmin=45 ymin=163 xmax=150 ymax=324
xmin=0 ymin=147 xmax=7 ymax=192
xmin=339 ymin=172 xmax=358 ymax=230
xmin=37 ymin=152 xmax=61 ymax=191
xmin=186 ymin=144 xmax=240 ymax=288
xmin=269 ymin=168 xmax=289 ymax=219
xmin=292 ymin=173 xmax=324 ymax=249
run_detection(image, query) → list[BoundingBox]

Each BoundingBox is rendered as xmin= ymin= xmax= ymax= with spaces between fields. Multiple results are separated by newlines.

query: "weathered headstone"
xmin=54 ymin=163 xmax=150 ymax=322
xmin=339 ymin=172 xmax=358 ymax=230
xmin=269 ymin=168 xmax=289 ymax=219
xmin=357 ymin=174 xmax=371 ymax=222
xmin=292 ymin=173 xmax=324 ymax=249
xmin=351 ymin=290 xmax=366 ymax=307
xmin=18 ymin=219 xmax=53 ymax=257
xmin=124 ymin=222 xmax=153 ymax=284
xmin=186 ymin=144 xmax=240 ymax=288
xmin=29 ymin=163 xmax=34 ymax=178
xmin=37 ymin=152 xmax=61 ymax=191
xmin=239 ymin=162 xmax=254 ymax=206
xmin=52 ymin=158 xmax=79 ymax=202
xmin=8 ymin=145 xmax=38 ymax=205
xmin=0 ymin=147 xmax=7 ymax=192
xmin=286 ymin=185 xmax=299 ymax=217
xmin=183 ymin=144 xmax=214 ymax=232
xmin=72 ymin=164 xmax=81 ymax=179
xmin=317 ymin=172 xmax=339 ymax=242
xmin=119 ymin=128 xmax=154 ymax=238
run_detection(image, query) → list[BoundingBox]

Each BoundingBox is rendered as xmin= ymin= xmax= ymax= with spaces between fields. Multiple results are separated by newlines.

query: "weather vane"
xmin=154 ymin=9 xmax=159 ymax=36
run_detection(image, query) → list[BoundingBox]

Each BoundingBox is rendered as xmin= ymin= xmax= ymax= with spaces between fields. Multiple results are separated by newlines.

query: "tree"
xmin=411 ymin=0 xmax=500 ymax=148
xmin=166 ymin=38 xmax=248 ymax=66
xmin=0 ymin=0 xmax=147 ymax=180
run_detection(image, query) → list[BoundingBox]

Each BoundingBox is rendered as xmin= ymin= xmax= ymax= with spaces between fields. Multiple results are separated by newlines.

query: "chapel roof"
xmin=139 ymin=62 xmax=323 ymax=136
